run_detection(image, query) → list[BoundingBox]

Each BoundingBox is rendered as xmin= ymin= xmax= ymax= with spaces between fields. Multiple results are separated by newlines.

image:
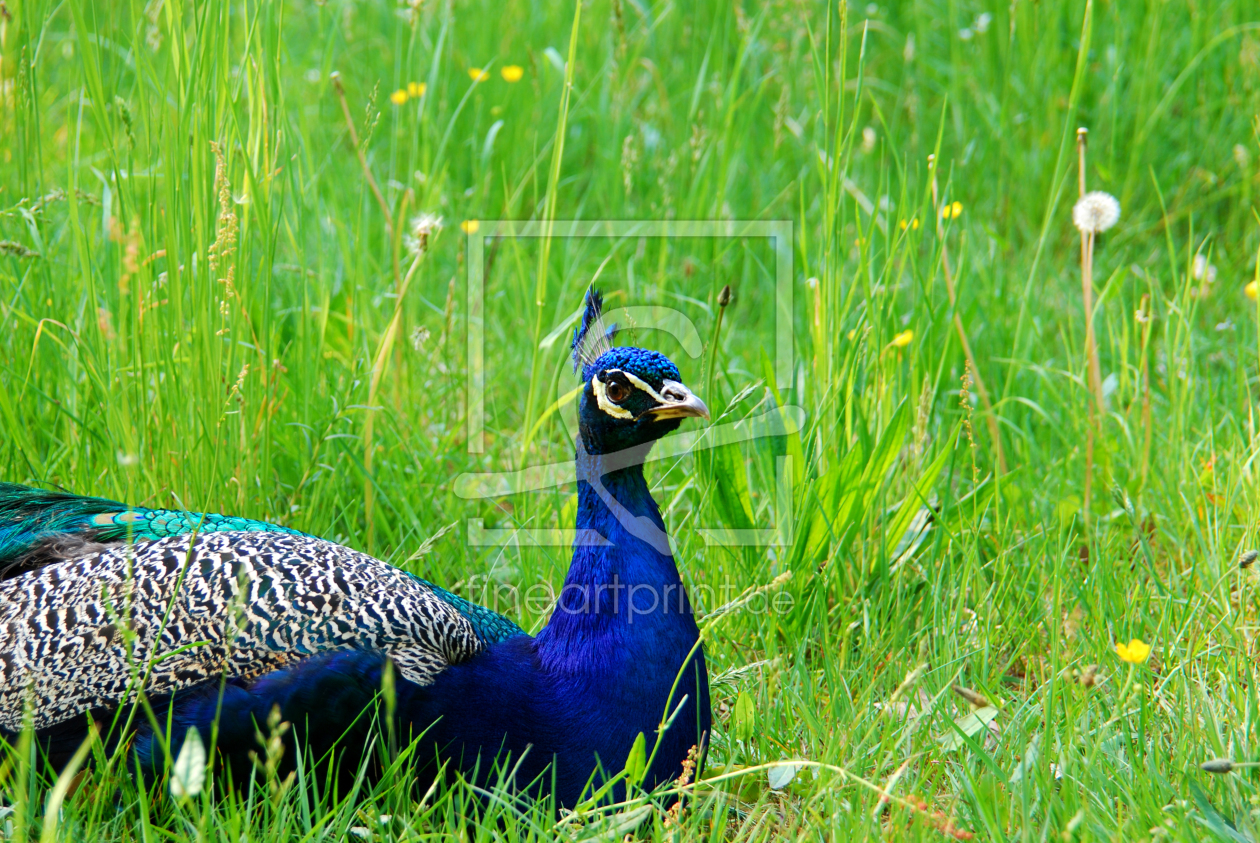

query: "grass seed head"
xmin=1240 ymin=550 xmax=1258 ymax=569
xmin=952 ymin=684 xmax=991 ymax=709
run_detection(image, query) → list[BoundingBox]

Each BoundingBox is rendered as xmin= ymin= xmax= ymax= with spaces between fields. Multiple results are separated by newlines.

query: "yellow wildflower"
xmin=890 ymin=329 xmax=913 ymax=348
xmin=1114 ymin=638 xmax=1151 ymax=664
xmin=389 ymin=89 xmax=409 ymax=105
xmin=407 ymin=81 xmax=427 ymax=98
xmin=469 ymin=68 xmax=490 ymax=83
xmin=501 ymin=65 xmax=524 ymax=82
xmin=1246 ymin=280 xmax=1258 ymax=301
xmin=940 ymin=201 xmax=963 ymax=220
xmin=461 ymin=219 xmax=480 ymax=234
xmin=898 ymin=218 xmax=920 ymax=231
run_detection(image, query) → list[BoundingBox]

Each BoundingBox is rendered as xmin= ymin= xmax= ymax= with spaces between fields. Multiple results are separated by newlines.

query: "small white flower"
xmin=959 ymin=27 xmax=974 ymax=41
xmin=1192 ymin=254 xmax=1217 ymax=284
xmin=404 ymin=213 xmax=443 ymax=258
xmin=975 ymin=12 xmax=992 ymax=33
xmin=861 ymin=126 xmax=876 ymax=153
xmin=1072 ymin=191 xmax=1120 ymax=234
xmin=170 ymin=727 xmax=206 ymax=801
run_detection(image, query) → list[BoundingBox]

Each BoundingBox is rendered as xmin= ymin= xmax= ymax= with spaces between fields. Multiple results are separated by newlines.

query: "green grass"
xmin=3 ymin=0 xmax=1260 ymax=838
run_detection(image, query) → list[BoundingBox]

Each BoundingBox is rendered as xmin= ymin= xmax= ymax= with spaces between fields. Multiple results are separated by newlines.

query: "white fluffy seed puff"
xmin=1072 ymin=191 xmax=1120 ymax=235
xmin=404 ymin=213 xmax=443 ymax=258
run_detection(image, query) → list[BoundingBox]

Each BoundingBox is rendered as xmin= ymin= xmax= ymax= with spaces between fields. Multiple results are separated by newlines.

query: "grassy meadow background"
xmin=3 ymin=0 xmax=1260 ymax=838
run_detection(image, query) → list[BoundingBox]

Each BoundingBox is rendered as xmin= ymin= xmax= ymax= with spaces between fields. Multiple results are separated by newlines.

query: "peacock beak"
xmin=646 ymin=380 xmax=710 ymax=421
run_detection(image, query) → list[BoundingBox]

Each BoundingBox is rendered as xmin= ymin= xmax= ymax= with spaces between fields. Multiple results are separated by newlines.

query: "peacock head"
xmin=571 ymin=289 xmax=709 ymax=456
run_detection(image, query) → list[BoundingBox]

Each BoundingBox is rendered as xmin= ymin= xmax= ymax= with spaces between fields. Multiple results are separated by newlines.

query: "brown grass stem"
xmin=330 ymin=71 xmax=394 ymax=236
xmin=930 ymin=155 xmax=1007 ymax=475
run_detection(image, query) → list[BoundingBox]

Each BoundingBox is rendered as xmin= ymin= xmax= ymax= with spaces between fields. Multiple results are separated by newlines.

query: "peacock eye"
xmin=605 ymin=380 xmax=629 ymax=403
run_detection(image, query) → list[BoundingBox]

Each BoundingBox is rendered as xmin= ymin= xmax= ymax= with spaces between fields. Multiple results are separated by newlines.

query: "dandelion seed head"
xmin=1072 ymin=191 xmax=1120 ymax=234
xmin=404 ymin=213 xmax=442 ymax=258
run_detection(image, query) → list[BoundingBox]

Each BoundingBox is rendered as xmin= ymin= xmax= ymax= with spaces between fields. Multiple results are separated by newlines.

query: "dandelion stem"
xmin=1138 ymin=293 xmax=1153 ymax=489
xmin=706 ymin=285 xmax=731 ymax=402
xmin=930 ymin=156 xmax=1007 ymax=475
xmin=1076 ymin=128 xmax=1104 ymax=515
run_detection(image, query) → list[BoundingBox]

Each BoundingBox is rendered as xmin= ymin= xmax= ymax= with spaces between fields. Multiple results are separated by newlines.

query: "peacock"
xmin=0 ymin=289 xmax=712 ymax=806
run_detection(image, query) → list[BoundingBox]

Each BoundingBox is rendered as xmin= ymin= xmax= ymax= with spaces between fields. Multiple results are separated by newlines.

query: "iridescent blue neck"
xmin=535 ymin=437 xmax=694 ymax=669
xmin=572 ymin=441 xmax=672 ymax=556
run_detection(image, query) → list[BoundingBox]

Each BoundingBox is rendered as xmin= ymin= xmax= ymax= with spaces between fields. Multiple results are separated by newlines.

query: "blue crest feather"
xmin=571 ymin=288 xmax=617 ymax=377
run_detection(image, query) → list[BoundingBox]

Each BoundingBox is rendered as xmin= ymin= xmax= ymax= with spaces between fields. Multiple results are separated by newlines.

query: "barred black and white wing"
xmin=0 ymin=532 xmax=485 ymax=732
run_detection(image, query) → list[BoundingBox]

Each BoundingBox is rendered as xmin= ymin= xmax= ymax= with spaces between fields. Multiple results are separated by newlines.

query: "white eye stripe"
xmin=591 ymin=375 xmax=633 ymax=419
xmin=592 ymin=368 xmax=693 ymax=420
xmin=617 ymin=370 xmax=671 ymax=405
